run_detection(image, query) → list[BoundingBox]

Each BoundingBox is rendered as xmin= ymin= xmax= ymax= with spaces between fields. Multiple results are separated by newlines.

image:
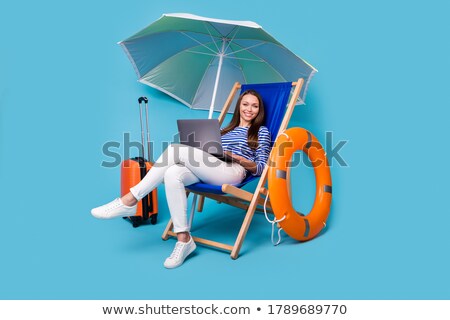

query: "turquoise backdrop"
xmin=1 ymin=0 xmax=449 ymax=299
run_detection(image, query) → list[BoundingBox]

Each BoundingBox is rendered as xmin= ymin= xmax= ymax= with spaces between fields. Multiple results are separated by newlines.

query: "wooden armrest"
xmin=222 ymin=184 xmax=253 ymax=202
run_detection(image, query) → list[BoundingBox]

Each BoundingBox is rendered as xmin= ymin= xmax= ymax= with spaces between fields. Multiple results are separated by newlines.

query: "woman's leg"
xmin=92 ymin=144 xmax=245 ymax=220
xmin=163 ymin=164 xmax=199 ymax=233
xmin=129 ymin=144 xmax=246 ymax=201
xmin=159 ymin=151 xmax=245 ymax=268
xmin=161 ymin=164 xmax=198 ymax=269
xmin=92 ymin=144 xmax=247 ymax=268
xmin=92 ymin=144 xmax=196 ymax=217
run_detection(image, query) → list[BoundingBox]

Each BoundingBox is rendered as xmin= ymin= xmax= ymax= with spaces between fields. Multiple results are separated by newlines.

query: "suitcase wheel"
xmin=122 ymin=216 xmax=143 ymax=228
xmin=132 ymin=216 xmax=142 ymax=228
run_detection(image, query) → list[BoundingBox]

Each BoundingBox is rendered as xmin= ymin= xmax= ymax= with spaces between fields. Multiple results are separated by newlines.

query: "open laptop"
xmin=177 ymin=119 xmax=234 ymax=162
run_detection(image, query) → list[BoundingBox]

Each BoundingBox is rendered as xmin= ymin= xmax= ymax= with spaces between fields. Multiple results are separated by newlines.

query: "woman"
xmin=91 ymin=90 xmax=271 ymax=268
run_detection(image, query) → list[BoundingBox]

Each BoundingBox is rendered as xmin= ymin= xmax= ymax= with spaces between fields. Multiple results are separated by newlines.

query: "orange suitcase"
xmin=121 ymin=97 xmax=158 ymax=227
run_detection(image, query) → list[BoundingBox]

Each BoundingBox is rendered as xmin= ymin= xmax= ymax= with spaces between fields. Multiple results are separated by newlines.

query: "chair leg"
xmin=188 ymin=193 xmax=198 ymax=229
xmin=230 ymin=168 xmax=269 ymax=259
xmin=197 ymin=195 xmax=205 ymax=212
xmin=162 ymin=218 xmax=174 ymax=240
xmin=230 ymin=201 xmax=258 ymax=259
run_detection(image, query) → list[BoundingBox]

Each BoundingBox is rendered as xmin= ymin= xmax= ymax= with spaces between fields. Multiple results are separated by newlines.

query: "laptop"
xmin=177 ymin=119 xmax=234 ymax=162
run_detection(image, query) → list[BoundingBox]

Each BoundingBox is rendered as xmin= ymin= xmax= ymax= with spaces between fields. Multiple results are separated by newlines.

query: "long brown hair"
xmin=221 ymin=90 xmax=265 ymax=150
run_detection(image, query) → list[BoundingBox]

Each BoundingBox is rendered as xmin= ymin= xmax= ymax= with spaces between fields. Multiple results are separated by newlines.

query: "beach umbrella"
xmin=119 ymin=13 xmax=317 ymax=118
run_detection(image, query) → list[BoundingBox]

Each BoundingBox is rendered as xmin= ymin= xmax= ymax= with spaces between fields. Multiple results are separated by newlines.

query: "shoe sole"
xmin=91 ymin=209 xmax=136 ymax=219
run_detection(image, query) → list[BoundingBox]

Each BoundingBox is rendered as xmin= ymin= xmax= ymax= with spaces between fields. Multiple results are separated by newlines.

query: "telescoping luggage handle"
xmin=138 ymin=96 xmax=152 ymax=163
xmin=137 ymin=96 xmax=153 ymax=220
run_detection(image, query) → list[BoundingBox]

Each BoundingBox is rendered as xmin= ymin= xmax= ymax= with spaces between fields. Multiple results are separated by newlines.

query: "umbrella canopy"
xmin=119 ymin=13 xmax=317 ymax=118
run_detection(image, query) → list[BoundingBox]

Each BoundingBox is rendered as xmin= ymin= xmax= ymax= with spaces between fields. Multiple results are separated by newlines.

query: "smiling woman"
xmin=220 ymin=90 xmax=270 ymax=175
xmin=239 ymin=94 xmax=260 ymax=126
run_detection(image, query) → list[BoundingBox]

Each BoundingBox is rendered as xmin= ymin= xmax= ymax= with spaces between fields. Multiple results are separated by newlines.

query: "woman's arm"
xmin=221 ymin=126 xmax=271 ymax=176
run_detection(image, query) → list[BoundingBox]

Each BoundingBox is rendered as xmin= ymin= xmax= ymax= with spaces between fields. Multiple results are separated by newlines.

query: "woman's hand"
xmin=223 ymin=151 xmax=257 ymax=174
xmin=223 ymin=151 xmax=245 ymax=162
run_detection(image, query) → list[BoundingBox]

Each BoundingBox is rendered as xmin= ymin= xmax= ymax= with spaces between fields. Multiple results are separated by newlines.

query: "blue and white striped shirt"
xmin=221 ymin=126 xmax=271 ymax=176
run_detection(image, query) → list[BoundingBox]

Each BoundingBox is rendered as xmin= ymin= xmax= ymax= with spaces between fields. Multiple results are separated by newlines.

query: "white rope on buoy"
xmin=263 ymin=191 xmax=286 ymax=246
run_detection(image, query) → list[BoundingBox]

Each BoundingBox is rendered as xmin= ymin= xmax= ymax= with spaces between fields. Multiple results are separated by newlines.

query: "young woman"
xmin=91 ymin=90 xmax=271 ymax=268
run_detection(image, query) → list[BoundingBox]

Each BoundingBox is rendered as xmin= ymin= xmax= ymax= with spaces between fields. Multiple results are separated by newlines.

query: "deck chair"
xmin=162 ymin=78 xmax=305 ymax=259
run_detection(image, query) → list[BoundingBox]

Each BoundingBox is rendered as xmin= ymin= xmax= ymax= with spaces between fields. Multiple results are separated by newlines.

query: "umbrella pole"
xmin=208 ymin=40 xmax=226 ymax=119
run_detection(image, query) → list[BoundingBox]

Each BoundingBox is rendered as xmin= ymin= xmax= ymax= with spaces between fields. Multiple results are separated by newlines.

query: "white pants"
xmin=130 ymin=144 xmax=247 ymax=233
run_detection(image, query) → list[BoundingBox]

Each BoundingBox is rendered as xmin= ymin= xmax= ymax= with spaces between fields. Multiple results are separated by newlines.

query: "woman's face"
xmin=239 ymin=93 xmax=260 ymax=126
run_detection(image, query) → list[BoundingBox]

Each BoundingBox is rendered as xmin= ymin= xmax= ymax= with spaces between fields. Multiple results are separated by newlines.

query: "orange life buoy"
xmin=268 ymin=127 xmax=332 ymax=241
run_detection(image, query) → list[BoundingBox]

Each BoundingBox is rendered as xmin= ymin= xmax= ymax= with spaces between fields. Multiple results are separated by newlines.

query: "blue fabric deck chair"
xmin=162 ymin=79 xmax=305 ymax=259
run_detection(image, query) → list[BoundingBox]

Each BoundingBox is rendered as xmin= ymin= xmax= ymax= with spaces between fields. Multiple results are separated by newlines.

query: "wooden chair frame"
xmin=162 ymin=78 xmax=304 ymax=259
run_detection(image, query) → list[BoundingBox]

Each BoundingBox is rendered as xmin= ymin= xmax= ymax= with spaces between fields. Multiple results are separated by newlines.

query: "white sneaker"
xmin=91 ymin=198 xmax=137 ymax=219
xmin=164 ymin=237 xmax=196 ymax=269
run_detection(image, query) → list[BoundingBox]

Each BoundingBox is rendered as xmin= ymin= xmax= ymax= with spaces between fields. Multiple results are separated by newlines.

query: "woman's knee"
xmin=164 ymin=164 xmax=187 ymax=183
xmin=164 ymin=165 xmax=199 ymax=186
xmin=157 ymin=144 xmax=183 ymax=166
xmin=167 ymin=143 xmax=192 ymax=162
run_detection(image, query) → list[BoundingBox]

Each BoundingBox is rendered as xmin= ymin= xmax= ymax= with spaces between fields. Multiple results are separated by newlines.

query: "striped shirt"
xmin=221 ymin=126 xmax=271 ymax=176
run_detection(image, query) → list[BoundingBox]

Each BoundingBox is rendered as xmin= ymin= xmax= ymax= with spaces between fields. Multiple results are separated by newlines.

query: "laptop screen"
xmin=177 ymin=119 xmax=224 ymax=156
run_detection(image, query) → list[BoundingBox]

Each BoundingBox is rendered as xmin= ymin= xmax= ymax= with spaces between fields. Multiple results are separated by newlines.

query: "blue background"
xmin=1 ymin=0 xmax=449 ymax=299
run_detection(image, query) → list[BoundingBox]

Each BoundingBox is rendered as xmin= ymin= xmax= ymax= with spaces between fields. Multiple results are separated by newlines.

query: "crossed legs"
xmin=91 ymin=144 xmax=246 ymax=268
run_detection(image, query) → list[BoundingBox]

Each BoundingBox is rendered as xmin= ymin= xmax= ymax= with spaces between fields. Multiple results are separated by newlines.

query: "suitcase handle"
xmin=138 ymin=97 xmax=152 ymax=162
xmin=138 ymin=96 xmax=148 ymax=104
